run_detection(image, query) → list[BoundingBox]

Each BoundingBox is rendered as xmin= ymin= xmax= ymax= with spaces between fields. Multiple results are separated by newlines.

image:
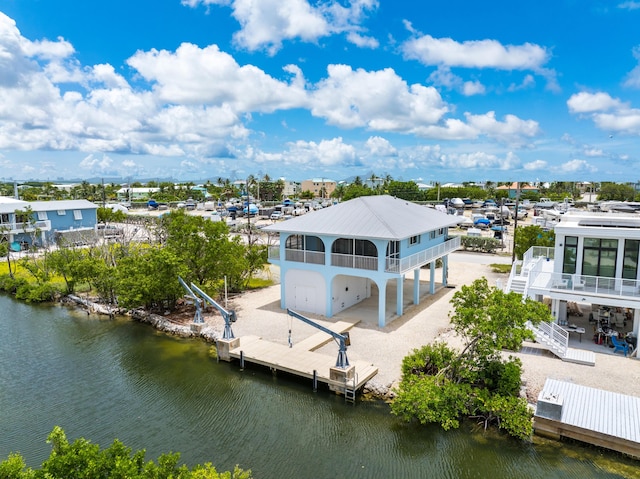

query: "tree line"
xmin=0 ymin=209 xmax=268 ymax=310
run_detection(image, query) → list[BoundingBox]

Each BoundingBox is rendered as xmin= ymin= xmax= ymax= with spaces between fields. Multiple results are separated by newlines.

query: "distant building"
xmin=282 ymin=180 xmax=300 ymax=198
xmin=0 ymin=196 xmax=98 ymax=249
xmin=301 ymin=178 xmax=336 ymax=199
xmin=116 ymin=187 xmax=160 ymax=201
xmin=496 ymin=182 xmax=539 ymax=199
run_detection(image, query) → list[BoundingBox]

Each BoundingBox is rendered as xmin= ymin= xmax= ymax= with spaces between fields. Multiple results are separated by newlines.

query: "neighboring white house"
xmin=505 ymin=210 xmax=640 ymax=340
xmin=263 ymin=195 xmax=461 ymax=327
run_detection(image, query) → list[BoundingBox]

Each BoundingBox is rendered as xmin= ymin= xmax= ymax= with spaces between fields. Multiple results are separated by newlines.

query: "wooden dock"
xmin=228 ymin=320 xmax=378 ymax=396
xmin=534 ymin=378 xmax=640 ymax=458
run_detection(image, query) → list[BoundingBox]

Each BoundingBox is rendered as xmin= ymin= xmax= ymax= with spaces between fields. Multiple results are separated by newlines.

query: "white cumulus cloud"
xmin=182 ymin=0 xmax=379 ymax=54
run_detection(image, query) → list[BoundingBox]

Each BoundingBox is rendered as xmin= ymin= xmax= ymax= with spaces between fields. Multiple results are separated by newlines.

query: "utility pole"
xmin=511 ymin=182 xmax=520 ymax=263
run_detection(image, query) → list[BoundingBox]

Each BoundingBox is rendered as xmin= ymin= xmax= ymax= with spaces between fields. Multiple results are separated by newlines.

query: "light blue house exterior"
xmin=0 ymin=197 xmax=98 ymax=248
xmin=264 ymin=195 xmax=461 ymax=327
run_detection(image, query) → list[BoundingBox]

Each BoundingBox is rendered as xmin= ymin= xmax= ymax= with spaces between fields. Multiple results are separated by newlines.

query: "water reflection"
xmin=0 ymin=294 xmax=635 ymax=478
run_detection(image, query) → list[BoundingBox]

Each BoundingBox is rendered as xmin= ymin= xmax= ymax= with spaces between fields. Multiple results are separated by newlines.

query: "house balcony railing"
xmin=268 ymin=246 xmax=280 ymax=260
xmin=0 ymin=220 xmax=52 ymax=235
xmin=524 ymin=246 xmax=554 ymax=264
xmin=529 ymin=271 xmax=640 ymax=300
xmin=331 ymin=253 xmax=378 ymax=271
xmin=385 ymin=236 xmax=461 ymax=274
xmin=285 ymin=249 xmax=325 ymax=265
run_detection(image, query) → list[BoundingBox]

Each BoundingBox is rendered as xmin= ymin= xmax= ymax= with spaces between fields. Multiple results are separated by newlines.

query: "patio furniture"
xmin=611 ymin=335 xmax=630 ymax=357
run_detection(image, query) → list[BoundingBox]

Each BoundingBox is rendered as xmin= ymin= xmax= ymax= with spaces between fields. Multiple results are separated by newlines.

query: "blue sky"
xmin=1 ymin=0 xmax=640 ymax=184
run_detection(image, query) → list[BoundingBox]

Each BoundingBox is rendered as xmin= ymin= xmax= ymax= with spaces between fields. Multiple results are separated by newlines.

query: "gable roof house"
xmin=263 ymin=195 xmax=461 ymax=327
xmin=505 ymin=210 xmax=640 ymax=359
xmin=0 ymin=197 xmax=98 ymax=249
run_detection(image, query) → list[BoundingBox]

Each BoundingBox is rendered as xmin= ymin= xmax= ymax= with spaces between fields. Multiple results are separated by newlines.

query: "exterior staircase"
xmin=527 ymin=321 xmax=595 ymax=366
xmin=508 ymin=277 xmax=528 ymax=295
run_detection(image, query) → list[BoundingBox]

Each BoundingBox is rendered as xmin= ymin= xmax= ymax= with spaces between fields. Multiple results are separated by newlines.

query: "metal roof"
xmin=262 ymin=195 xmax=460 ymax=240
xmin=28 ymin=200 xmax=98 ymax=211
xmin=0 ymin=197 xmax=29 ymax=214
xmin=0 ymin=197 xmax=97 ymax=213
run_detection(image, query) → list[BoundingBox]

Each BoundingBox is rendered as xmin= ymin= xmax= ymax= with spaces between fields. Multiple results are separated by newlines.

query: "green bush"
xmin=0 ymin=274 xmax=28 ymax=294
xmin=14 ymin=282 xmax=61 ymax=303
xmin=0 ymin=426 xmax=253 ymax=478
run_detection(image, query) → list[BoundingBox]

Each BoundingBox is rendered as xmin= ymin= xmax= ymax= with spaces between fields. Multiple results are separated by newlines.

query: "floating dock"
xmin=227 ymin=320 xmax=378 ymax=397
xmin=534 ymin=378 xmax=640 ymax=458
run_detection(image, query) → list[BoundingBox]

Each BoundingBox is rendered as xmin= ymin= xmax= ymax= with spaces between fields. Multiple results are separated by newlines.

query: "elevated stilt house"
xmin=263 ymin=195 xmax=461 ymax=327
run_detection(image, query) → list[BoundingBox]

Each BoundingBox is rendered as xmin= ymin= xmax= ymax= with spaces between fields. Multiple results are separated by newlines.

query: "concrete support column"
xmin=396 ymin=276 xmax=404 ymax=317
xmin=377 ymin=279 xmax=387 ymax=328
xmin=634 ymin=309 xmax=640 ymax=339
xmin=442 ymin=256 xmax=449 ymax=287
xmin=280 ymin=274 xmax=287 ymax=310
xmin=430 ymin=262 xmax=435 ymax=294
xmin=413 ymin=268 xmax=420 ymax=305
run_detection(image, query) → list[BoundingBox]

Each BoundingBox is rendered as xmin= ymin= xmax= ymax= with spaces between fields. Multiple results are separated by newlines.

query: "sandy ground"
xmin=215 ymin=251 xmax=640 ymax=403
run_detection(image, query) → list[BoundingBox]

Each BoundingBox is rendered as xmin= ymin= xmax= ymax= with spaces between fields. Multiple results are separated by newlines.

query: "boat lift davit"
xmin=178 ymin=277 xmax=237 ymax=339
xmin=287 ymin=308 xmax=350 ymax=369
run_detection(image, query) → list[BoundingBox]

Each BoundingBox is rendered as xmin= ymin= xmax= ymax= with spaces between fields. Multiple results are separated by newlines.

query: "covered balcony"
xmin=268 ymin=236 xmax=461 ymax=274
xmin=513 ymin=246 xmax=640 ymax=302
xmin=1 ymin=220 xmax=52 ymax=235
xmin=385 ymin=236 xmax=461 ymax=274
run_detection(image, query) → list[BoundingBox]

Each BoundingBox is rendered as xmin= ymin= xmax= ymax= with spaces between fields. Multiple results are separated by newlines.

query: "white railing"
xmin=268 ymin=245 xmax=280 ymax=260
xmin=331 ymin=253 xmax=378 ymax=271
xmin=284 ymin=249 xmax=325 ymax=265
xmin=528 ymin=320 xmax=568 ymax=357
xmin=2 ymin=220 xmax=51 ymax=234
xmin=505 ymin=259 xmax=522 ymax=293
xmin=524 ymin=246 xmax=554 ymax=264
xmin=385 ymin=236 xmax=461 ymax=274
xmin=539 ymin=272 xmax=640 ymax=298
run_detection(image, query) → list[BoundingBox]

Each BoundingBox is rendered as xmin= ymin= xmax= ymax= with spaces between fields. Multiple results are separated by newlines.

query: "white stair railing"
xmin=527 ymin=321 xmax=568 ymax=358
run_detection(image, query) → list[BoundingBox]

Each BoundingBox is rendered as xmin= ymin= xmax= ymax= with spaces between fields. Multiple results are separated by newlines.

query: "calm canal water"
xmin=0 ymin=294 xmax=637 ymax=478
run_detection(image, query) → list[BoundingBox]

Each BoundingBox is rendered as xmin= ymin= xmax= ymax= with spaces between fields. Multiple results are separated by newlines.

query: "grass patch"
xmin=490 ymin=263 xmax=512 ymax=274
xmin=246 ymin=277 xmax=273 ymax=289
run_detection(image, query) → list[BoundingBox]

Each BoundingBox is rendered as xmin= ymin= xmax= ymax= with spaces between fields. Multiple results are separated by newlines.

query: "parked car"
xmin=270 ymin=211 xmax=283 ymax=221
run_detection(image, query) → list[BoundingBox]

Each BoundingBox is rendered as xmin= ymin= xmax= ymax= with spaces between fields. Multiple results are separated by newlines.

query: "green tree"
xmin=97 ymin=207 xmax=127 ymax=224
xmin=513 ymin=225 xmax=555 ymax=260
xmin=115 ymin=245 xmax=186 ymax=311
xmin=386 ymin=181 xmax=423 ymax=201
xmin=598 ymin=182 xmax=636 ymax=201
xmin=0 ymin=426 xmax=252 ymax=478
xmin=45 ymin=247 xmax=85 ymax=293
xmin=163 ymin=211 xmax=244 ymax=286
xmin=392 ymin=278 xmax=552 ymax=439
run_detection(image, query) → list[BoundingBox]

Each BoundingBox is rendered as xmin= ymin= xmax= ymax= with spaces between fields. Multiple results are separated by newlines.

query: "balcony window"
xmin=582 ymin=237 xmax=617 ymax=278
xmin=285 ymin=234 xmax=304 ymax=250
xmin=409 ymin=235 xmax=420 ymax=246
xmin=562 ymin=236 xmax=578 ymax=274
xmin=73 ymin=210 xmax=83 ymax=220
xmin=57 ymin=210 xmax=66 ymax=216
xmin=332 ymin=238 xmax=377 ymax=257
xmin=623 ymin=239 xmax=640 ymax=280
xmin=37 ymin=211 xmax=48 ymax=221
